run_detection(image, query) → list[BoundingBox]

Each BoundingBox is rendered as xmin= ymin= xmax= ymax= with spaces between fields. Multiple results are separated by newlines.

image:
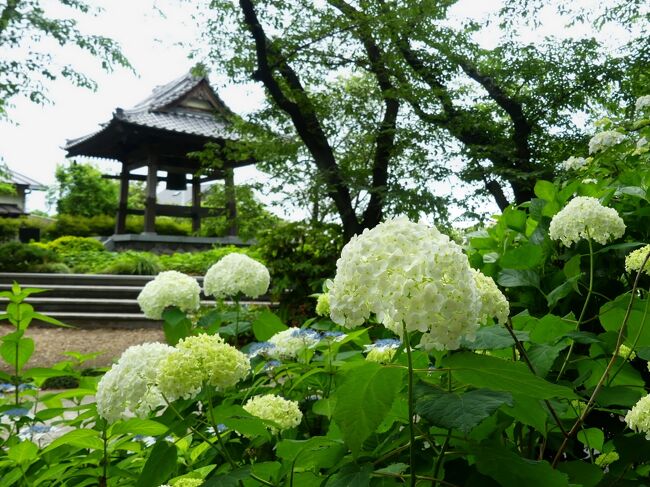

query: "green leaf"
xmin=499 ymin=245 xmax=543 ymax=270
xmin=444 ymin=353 xmax=576 ymax=399
xmin=415 ymin=385 xmax=512 ymax=434
xmin=503 ymin=208 xmax=528 ymax=233
xmin=0 ymin=335 xmax=34 ymax=372
xmin=472 ymin=444 xmax=569 ymax=487
xmin=534 ymin=180 xmax=557 ymax=202
xmin=276 ymin=437 xmax=345 ymax=470
xmin=8 ymin=440 xmax=38 ymax=465
xmin=577 ymin=428 xmax=604 ymax=451
xmin=501 ymin=394 xmax=548 ymax=433
xmin=31 ymin=312 xmax=71 ymax=328
xmin=326 ymin=463 xmax=372 ymax=487
xmin=600 ymin=295 xmax=650 ymax=347
xmin=563 ymin=254 xmax=582 ymax=280
xmin=211 ymin=404 xmax=271 ymax=439
xmin=546 ymin=276 xmax=580 ymax=309
xmin=332 ymin=362 xmax=405 ymax=457
xmin=135 ymin=441 xmax=177 ymax=487
xmin=252 ymin=309 xmax=288 ymax=341
xmin=111 ymin=418 xmax=169 ymax=437
xmin=461 ymin=325 xmax=529 ymax=350
xmin=202 ymin=467 xmax=251 ymax=487
xmin=162 ymin=307 xmax=192 ymax=345
xmin=497 ymin=269 xmax=540 ymax=288
xmin=528 ymin=314 xmax=574 ymax=345
xmin=556 ymin=461 xmax=602 ymax=487
xmin=527 ymin=342 xmax=568 ymax=377
xmin=43 ymin=429 xmax=103 ymax=452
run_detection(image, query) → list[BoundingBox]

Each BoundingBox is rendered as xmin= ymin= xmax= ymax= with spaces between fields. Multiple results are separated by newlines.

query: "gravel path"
xmin=0 ymin=325 xmax=165 ymax=371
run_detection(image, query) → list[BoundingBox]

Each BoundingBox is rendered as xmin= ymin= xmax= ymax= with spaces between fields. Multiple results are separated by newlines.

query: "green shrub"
xmin=100 ymin=251 xmax=161 ymax=275
xmin=45 ymin=235 xmax=106 ymax=253
xmin=33 ymin=262 xmax=72 ymax=273
xmin=0 ymin=241 xmax=60 ymax=272
xmin=253 ymin=221 xmax=343 ymax=322
xmin=62 ymin=250 xmax=117 ymax=274
xmin=159 ymin=246 xmax=262 ymax=275
xmin=0 ymin=217 xmax=21 ymax=241
xmin=45 ymin=214 xmax=115 ymax=238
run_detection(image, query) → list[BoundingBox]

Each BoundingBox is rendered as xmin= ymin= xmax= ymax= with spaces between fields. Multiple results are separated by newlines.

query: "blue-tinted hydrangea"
xmin=267 ymin=328 xmax=321 ymax=359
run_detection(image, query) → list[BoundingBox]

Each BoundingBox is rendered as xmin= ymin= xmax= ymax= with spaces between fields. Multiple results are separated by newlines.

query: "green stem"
xmin=206 ymin=392 xmax=237 ymax=470
xmin=608 ymin=291 xmax=649 ymax=385
xmin=163 ymin=396 xmax=221 ymax=456
xmin=402 ymin=322 xmax=416 ymax=487
xmin=101 ymin=424 xmax=108 ymax=486
xmin=234 ymin=296 xmax=241 ymax=345
xmin=432 ymin=430 xmax=451 ymax=486
xmin=14 ymin=303 xmax=22 ymax=407
xmin=557 ymin=238 xmax=595 ymax=381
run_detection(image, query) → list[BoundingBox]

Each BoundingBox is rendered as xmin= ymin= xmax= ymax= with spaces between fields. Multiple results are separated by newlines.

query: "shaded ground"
xmin=0 ymin=325 xmax=165 ymax=371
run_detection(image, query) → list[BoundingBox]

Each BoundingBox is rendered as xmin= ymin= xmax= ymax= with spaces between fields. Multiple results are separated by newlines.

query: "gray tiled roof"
xmin=65 ymin=72 xmax=234 ymax=151
xmin=6 ymin=169 xmax=46 ymax=190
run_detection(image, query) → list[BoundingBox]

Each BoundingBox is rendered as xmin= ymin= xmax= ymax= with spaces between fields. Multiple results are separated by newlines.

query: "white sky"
xmin=0 ymin=0 xmax=633 ymax=220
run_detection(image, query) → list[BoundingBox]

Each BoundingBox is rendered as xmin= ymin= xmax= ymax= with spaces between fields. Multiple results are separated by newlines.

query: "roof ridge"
xmin=130 ymin=71 xmax=205 ymax=111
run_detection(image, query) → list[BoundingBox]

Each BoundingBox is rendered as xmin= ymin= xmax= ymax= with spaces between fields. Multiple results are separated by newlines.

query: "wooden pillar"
xmin=115 ymin=166 xmax=129 ymax=234
xmin=224 ymin=167 xmax=237 ymax=236
xmin=191 ymin=175 xmax=201 ymax=233
xmin=144 ymin=161 xmax=158 ymax=234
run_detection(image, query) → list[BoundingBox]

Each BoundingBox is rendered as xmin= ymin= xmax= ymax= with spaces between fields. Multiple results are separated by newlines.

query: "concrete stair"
xmin=0 ymin=273 xmax=270 ymax=328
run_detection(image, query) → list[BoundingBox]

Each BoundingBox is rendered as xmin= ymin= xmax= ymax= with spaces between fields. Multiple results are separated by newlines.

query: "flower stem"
xmin=402 ymin=322 xmax=416 ymax=487
xmin=557 ymin=238 xmax=595 ymax=381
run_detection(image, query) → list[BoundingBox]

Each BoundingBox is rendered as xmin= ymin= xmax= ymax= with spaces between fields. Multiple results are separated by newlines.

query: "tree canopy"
xmin=0 ymin=0 xmax=129 ymax=117
xmin=197 ymin=0 xmax=646 ymax=239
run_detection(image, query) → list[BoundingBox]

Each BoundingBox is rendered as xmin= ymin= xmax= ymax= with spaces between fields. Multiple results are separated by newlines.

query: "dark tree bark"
xmin=238 ymin=0 xmax=400 ymax=240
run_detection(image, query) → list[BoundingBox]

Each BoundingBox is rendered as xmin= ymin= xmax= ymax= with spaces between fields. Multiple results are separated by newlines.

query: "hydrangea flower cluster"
xmin=328 ymin=217 xmax=480 ymax=350
xmin=559 ymin=156 xmax=587 ymax=171
xmin=267 ymin=328 xmax=321 ymax=359
xmin=617 ymin=344 xmax=636 ymax=361
xmin=588 ymin=130 xmax=626 ymax=154
xmin=549 ymin=197 xmax=626 ymax=246
xmin=636 ymin=95 xmax=650 ymax=111
xmin=137 ymin=271 xmax=201 ymax=320
xmin=157 ymin=334 xmax=250 ymax=401
xmin=625 ymin=245 xmax=650 ymax=276
xmin=315 ymin=292 xmax=330 ymax=317
xmin=594 ymin=451 xmax=619 ymax=467
xmin=472 ymin=269 xmax=510 ymax=325
xmin=96 ymin=343 xmax=175 ymax=423
xmin=365 ymin=339 xmax=401 ymax=363
xmin=204 ymin=253 xmax=270 ymax=299
xmin=624 ymin=394 xmax=650 ymax=439
xmin=243 ymin=394 xmax=302 ymax=433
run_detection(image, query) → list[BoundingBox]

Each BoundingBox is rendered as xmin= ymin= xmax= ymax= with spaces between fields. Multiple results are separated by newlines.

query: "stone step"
xmin=0 ymin=272 xmax=203 ymax=287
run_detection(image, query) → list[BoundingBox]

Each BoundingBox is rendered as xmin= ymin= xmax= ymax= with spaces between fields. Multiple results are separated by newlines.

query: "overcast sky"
xmin=0 ymin=0 xmax=630 ymax=218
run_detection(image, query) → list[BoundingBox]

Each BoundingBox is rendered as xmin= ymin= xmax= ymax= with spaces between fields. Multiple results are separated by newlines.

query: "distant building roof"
xmin=6 ymin=169 xmax=46 ymax=190
xmin=64 ymin=72 xmax=241 ymax=163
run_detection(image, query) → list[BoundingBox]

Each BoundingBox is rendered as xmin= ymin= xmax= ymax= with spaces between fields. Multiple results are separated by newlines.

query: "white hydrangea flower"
xmin=636 ymin=95 xmax=650 ymax=111
xmin=549 ymin=196 xmax=626 ymax=246
xmin=96 ymin=342 xmax=175 ymax=423
xmin=581 ymin=178 xmax=598 ymax=184
xmin=559 ymin=156 xmax=587 ymax=171
xmin=625 ymin=394 xmax=650 ymax=439
xmin=588 ymin=130 xmax=625 ymax=154
xmin=157 ymin=334 xmax=250 ymax=402
xmin=625 ymin=245 xmax=650 ymax=276
xmin=137 ymin=271 xmax=201 ymax=320
xmin=243 ymin=394 xmax=302 ymax=433
xmin=159 ymin=480 xmax=203 ymax=487
xmin=204 ymin=253 xmax=270 ymax=299
xmin=328 ymin=217 xmax=480 ymax=351
xmin=315 ymin=293 xmax=330 ymax=317
xmin=637 ymin=137 xmax=648 ymax=148
xmin=472 ymin=269 xmax=510 ymax=325
xmin=267 ymin=328 xmax=321 ymax=359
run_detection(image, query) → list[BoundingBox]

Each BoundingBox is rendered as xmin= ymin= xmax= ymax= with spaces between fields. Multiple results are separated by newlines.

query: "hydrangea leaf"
xmin=332 ymin=362 xmax=405 ymax=457
xmin=276 ymin=437 xmax=346 ymax=470
xmin=600 ymin=295 xmax=650 ymax=347
xmin=43 ymin=429 xmax=103 ymax=453
xmin=472 ymin=444 xmax=569 ymax=487
xmin=326 ymin=463 xmax=372 ymax=487
xmin=252 ymin=309 xmax=288 ymax=341
xmin=497 ymin=269 xmax=540 ymax=288
xmin=500 ymin=394 xmax=548 ymax=433
xmin=444 ymin=352 xmax=576 ymax=399
xmin=460 ymin=325 xmax=529 ymax=350
xmin=499 ymin=245 xmax=543 ymax=269
xmin=8 ymin=440 xmax=38 ymax=465
xmin=414 ymin=385 xmax=513 ymax=434
xmin=527 ymin=342 xmax=569 ymax=377
xmin=0 ymin=335 xmax=33 ymax=373
xmin=135 ymin=441 xmax=178 ymax=487
xmin=577 ymin=428 xmax=605 ymax=451
xmin=110 ymin=418 xmax=168 ymax=437
xmin=556 ymin=461 xmax=603 ymax=487
xmin=161 ymin=307 xmax=192 ymax=346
